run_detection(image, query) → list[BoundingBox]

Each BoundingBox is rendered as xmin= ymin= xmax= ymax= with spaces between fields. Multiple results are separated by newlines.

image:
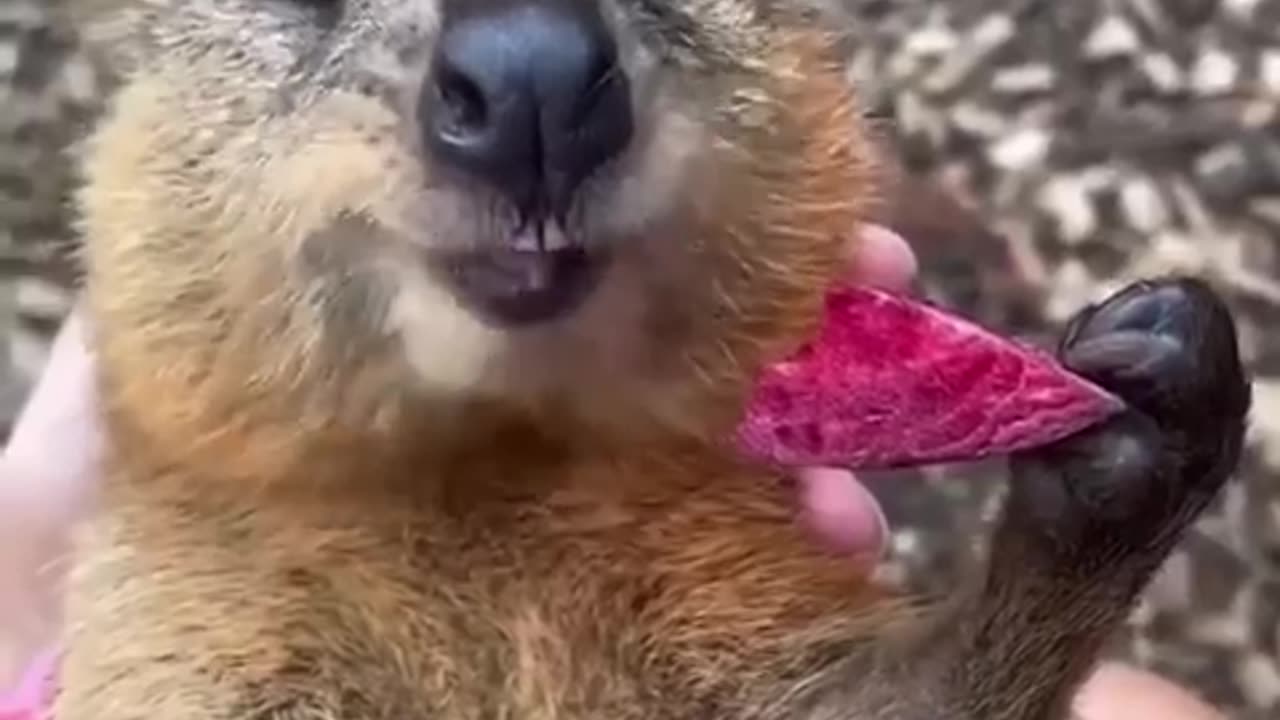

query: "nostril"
xmin=434 ymin=64 xmax=489 ymax=141
xmin=421 ymin=1 xmax=633 ymax=221
xmin=568 ymin=59 xmax=620 ymax=130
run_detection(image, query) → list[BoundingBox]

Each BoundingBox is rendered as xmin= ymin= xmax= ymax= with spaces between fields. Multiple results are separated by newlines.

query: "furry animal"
xmin=53 ymin=0 xmax=1250 ymax=718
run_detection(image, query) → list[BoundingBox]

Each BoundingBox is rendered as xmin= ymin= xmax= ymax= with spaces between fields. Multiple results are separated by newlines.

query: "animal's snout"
xmin=420 ymin=0 xmax=634 ymax=224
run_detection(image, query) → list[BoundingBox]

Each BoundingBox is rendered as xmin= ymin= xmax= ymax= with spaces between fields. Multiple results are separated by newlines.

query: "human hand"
xmin=2 ymin=311 xmax=100 ymax=537
xmin=0 ymin=311 xmax=98 ymax=684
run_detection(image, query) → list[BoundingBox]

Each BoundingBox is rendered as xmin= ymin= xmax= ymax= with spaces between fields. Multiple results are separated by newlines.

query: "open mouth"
xmin=434 ymin=242 xmax=610 ymax=328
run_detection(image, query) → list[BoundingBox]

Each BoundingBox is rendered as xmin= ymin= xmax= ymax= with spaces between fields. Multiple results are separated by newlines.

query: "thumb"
xmin=793 ymin=467 xmax=889 ymax=561
xmin=1072 ymin=663 xmax=1226 ymax=720
xmin=3 ymin=308 xmax=101 ymax=532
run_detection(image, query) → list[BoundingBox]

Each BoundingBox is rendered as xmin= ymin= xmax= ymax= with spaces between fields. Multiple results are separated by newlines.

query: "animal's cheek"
xmin=220 ymin=93 xmax=421 ymax=241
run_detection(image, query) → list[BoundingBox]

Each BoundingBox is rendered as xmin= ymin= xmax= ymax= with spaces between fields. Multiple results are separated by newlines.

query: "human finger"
xmin=844 ymin=223 xmax=918 ymax=291
xmin=1072 ymin=662 xmax=1226 ymax=720
xmin=793 ymin=467 xmax=889 ymax=562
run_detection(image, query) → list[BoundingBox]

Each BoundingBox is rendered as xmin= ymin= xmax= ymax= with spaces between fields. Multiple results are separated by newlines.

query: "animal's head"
xmin=68 ymin=0 xmax=877 ymax=476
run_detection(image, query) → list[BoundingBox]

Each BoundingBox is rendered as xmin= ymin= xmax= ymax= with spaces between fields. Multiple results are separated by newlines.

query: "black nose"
xmin=422 ymin=0 xmax=633 ymax=222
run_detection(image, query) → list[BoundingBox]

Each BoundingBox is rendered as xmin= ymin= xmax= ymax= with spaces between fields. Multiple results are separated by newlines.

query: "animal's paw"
xmin=1003 ymin=277 xmax=1251 ymax=563
xmin=1057 ymin=276 xmax=1250 ymax=440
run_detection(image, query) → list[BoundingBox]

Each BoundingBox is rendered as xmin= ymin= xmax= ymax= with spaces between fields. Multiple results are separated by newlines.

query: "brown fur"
xmin=53 ymin=1 xmax=1249 ymax=718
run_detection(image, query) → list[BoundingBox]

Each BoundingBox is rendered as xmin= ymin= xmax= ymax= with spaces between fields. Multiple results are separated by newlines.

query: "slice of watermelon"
xmin=736 ymin=285 xmax=1125 ymax=469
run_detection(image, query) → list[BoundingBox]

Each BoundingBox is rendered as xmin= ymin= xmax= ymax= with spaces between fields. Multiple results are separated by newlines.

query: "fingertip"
xmin=48 ymin=306 xmax=93 ymax=370
xmin=794 ymin=467 xmax=889 ymax=559
xmin=1073 ymin=662 xmax=1226 ymax=720
xmin=846 ymin=223 xmax=918 ymax=291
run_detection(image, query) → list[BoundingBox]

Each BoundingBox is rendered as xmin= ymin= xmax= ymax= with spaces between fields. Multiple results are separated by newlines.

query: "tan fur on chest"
xmin=60 ymin=448 xmax=884 ymax=720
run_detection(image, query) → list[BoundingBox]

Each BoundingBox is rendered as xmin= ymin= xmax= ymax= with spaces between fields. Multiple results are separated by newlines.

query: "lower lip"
xmin=434 ymin=246 xmax=609 ymax=328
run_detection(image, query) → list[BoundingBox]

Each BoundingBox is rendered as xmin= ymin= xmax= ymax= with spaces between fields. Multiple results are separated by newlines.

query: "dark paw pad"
xmin=1004 ymin=277 xmax=1252 ymax=560
xmin=1057 ymin=277 xmax=1251 ymax=435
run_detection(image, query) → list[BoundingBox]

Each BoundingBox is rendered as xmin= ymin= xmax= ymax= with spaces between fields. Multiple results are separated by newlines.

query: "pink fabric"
xmin=0 ymin=286 xmax=1123 ymax=717
xmin=0 ymin=648 xmax=57 ymax=720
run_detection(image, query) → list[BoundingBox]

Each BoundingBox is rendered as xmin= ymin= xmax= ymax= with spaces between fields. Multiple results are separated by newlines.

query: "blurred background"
xmin=0 ymin=0 xmax=1277 ymax=716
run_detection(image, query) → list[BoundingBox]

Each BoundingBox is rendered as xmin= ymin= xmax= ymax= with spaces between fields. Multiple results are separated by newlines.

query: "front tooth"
xmin=511 ymin=226 xmax=540 ymax=252
xmin=542 ymin=224 xmax=571 ymax=251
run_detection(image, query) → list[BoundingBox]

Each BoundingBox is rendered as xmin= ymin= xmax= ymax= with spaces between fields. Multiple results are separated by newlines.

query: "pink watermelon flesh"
xmin=736 ymin=285 xmax=1126 ymax=469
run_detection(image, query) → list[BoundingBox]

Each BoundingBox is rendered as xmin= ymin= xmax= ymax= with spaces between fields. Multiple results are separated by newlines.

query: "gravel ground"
xmin=839 ymin=1 xmax=1280 ymax=717
xmin=2 ymin=0 xmax=1278 ymax=716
